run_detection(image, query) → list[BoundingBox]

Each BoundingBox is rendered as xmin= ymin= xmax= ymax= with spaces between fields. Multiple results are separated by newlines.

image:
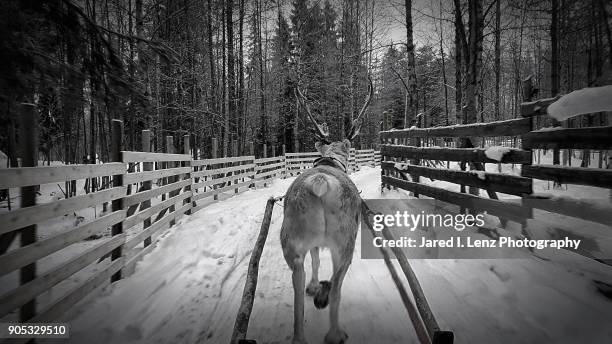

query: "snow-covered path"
xmin=66 ymin=167 xmax=612 ymax=344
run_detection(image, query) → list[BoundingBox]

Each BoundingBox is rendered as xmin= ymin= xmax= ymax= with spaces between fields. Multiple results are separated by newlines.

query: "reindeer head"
xmin=295 ymin=77 xmax=373 ymax=173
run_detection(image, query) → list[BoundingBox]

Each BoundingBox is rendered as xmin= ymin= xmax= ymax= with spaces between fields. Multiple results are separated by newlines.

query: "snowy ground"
xmin=61 ymin=166 xmax=612 ymax=344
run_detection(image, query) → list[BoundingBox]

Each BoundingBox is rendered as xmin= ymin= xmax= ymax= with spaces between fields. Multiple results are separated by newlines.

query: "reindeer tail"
xmin=306 ymin=174 xmax=329 ymax=197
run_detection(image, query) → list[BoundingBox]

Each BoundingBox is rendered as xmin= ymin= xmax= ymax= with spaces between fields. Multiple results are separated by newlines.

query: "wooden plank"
xmin=363 ymin=202 xmax=450 ymax=341
xmin=256 ymin=161 xmax=285 ymax=171
xmin=123 ymin=179 xmax=191 ymax=208
xmin=524 ymin=195 xmax=612 ymax=227
xmin=522 ymin=126 xmax=612 ymax=150
xmin=0 ymin=234 xmax=126 ymax=318
xmin=380 ymin=118 xmax=531 ymax=139
xmin=192 ymin=163 xmax=255 ymax=178
xmin=285 ymin=152 xmax=321 ymax=157
xmin=286 ymin=156 xmax=318 ymax=162
xmin=521 ymin=165 xmax=612 ymax=189
xmin=254 ymin=168 xmax=283 ymax=180
xmin=124 ymin=203 xmax=191 ymax=251
xmin=0 ymin=210 xmax=126 ymax=276
xmin=520 ymin=96 xmax=560 ymax=117
xmin=255 ymin=156 xmax=284 ymax=164
xmin=286 ymin=163 xmax=314 ymax=170
xmin=26 ymin=257 xmax=124 ymax=324
xmin=141 ymin=130 xmax=154 ymax=247
xmin=193 ymin=171 xmax=255 ymax=190
xmin=123 ymin=166 xmax=191 ymax=184
xmin=122 ymin=151 xmax=191 ymax=163
xmin=17 ymin=104 xmax=38 ymax=322
xmin=382 ymin=176 xmax=530 ymax=223
xmin=192 ymin=179 xmax=253 ymax=201
xmin=192 ymin=156 xmax=255 ymax=166
xmin=0 ymin=187 xmax=127 ymax=236
xmin=382 ymin=162 xmax=533 ymax=196
xmin=360 ymin=204 xmax=431 ymax=344
xmin=110 ymin=120 xmax=124 ymax=283
xmin=230 ymin=197 xmax=278 ymax=343
xmin=0 ymin=163 xmax=125 ymax=189
xmin=380 ymin=144 xmax=531 ymax=164
xmin=124 ymin=191 xmax=192 ymax=230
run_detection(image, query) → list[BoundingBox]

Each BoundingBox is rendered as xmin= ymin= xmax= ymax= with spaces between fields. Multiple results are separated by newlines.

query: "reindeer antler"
xmin=295 ymin=87 xmax=331 ymax=144
xmin=347 ymin=76 xmax=374 ymax=140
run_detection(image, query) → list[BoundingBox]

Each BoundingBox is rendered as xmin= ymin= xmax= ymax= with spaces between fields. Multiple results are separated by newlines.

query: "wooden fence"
xmin=0 ymin=118 xmax=381 ymax=325
xmin=379 ymin=80 xmax=612 ymax=259
xmin=285 ymin=147 xmax=380 ymax=175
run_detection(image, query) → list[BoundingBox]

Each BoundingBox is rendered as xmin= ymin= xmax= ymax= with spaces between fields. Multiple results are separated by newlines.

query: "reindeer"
xmin=280 ymin=79 xmax=373 ymax=344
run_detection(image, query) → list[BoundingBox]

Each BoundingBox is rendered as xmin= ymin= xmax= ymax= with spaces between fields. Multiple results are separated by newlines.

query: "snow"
xmin=474 ymin=171 xmax=486 ymax=180
xmin=484 ymin=146 xmax=512 ymax=161
xmin=533 ymin=126 xmax=564 ymax=132
xmin=59 ymin=165 xmax=612 ymax=344
xmin=547 ymin=85 xmax=612 ymax=121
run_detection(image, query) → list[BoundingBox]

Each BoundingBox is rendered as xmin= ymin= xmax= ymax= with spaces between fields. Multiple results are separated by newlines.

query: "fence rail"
xmin=380 ymin=78 xmax=612 ymax=261
xmin=0 ymin=123 xmax=381 ymax=324
xmin=376 ymin=81 xmax=611 ymax=343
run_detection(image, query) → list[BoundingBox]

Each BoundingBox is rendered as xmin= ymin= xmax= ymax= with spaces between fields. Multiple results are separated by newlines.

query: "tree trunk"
xmin=453 ymin=0 xmax=467 ymax=124
xmin=439 ymin=0 xmax=449 ymax=125
xmin=464 ymin=0 xmax=482 ymax=126
xmin=551 ymin=0 xmax=561 ymax=167
xmin=221 ymin=1 xmax=228 ymax=157
xmin=226 ymin=0 xmax=235 ymax=156
xmin=405 ymin=0 xmax=418 ymax=127
xmin=494 ymin=0 xmax=501 ymax=120
xmin=238 ymin=0 xmax=245 ymax=154
xmin=207 ymin=0 xmax=217 ymax=115
xmin=258 ymin=0 xmax=267 ymax=147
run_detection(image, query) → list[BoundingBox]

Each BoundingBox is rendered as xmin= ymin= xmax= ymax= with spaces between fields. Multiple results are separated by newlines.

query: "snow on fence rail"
xmin=380 ymin=77 xmax=612 ymax=257
xmin=0 ymin=118 xmax=381 ymax=325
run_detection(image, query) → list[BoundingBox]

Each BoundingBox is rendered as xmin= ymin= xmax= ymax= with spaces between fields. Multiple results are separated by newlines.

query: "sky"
xmin=271 ymin=0 xmax=451 ymax=57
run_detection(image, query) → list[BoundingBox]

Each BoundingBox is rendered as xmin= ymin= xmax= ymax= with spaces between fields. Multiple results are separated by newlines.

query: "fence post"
xmin=262 ymin=144 xmax=268 ymax=186
xmin=184 ymin=134 xmax=192 ymax=215
xmin=19 ymin=103 xmax=37 ymax=321
xmin=142 ymin=130 xmax=153 ymax=247
xmin=233 ymin=136 xmax=239 ymax=194
xmin=521 ymin=77 xmax=535 ymax=230
xmin=212 ymin=137 xmax=218 ymax=159
xmin=166 ymin=136 xmax=176 ymax=226
xmin=282 ymin=144 xmax=287 ymax=178
xmin=110 ymin=119 xmax=124 ymax=282
xmin=249 ymin=141 xmax=254 ymax=156
xmin=232 ymin=134 xmax=238 ymax=157
xmin=212 ymin=138 xmax=218 ymax=201
xmin=413 ymin=118 xmax=421 ymax=197
xmin=192 ymin=133 xmax=198 ymax=160
xmin=271 ymin=145 xmax=276 ymax=158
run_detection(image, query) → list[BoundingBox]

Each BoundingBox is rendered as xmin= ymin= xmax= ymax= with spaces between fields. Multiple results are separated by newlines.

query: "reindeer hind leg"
xmin=289 ymin=254 xmax=308 ymax=344
xmin=306 ymin=247 xmax=322 ymax=296
xmin=324 ymin=247 xmax=351 ymax=344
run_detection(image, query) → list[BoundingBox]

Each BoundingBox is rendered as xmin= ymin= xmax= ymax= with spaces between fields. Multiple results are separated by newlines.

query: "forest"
xmin=0 ymin=0 xmax=610 ymax=165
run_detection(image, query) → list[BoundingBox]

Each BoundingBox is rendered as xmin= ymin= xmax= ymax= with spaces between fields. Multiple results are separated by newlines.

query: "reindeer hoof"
xmin=306 ymin=281 xmax=321 ymax=296
xmin=314 ymin=281 xmax=331 ymax=309
xmin=324 ymin=328 xmax=348 ymax=344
